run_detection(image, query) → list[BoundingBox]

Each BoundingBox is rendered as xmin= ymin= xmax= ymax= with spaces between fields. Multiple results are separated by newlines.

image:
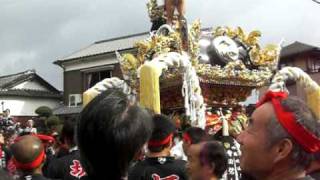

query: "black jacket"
xmin=128 ymin=156 xmax=188 ymax=180
xmin=46 ymin=150 xmax=88 ymax=180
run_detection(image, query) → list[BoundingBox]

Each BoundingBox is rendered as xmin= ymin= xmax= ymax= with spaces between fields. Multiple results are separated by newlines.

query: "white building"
xmin=53 ymin=32 xmax=149 ymax=117
xmin=0 ymin=69 xmax=62 ymax=122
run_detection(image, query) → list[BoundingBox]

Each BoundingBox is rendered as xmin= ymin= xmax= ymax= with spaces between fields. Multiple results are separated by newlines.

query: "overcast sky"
xmin=0 ymin=0 xmax=319 ymax=90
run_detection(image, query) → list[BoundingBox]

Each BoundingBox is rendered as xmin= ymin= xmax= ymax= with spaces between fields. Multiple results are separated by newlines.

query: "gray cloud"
xmin=0 ymin=0 xmax=319 ymax=90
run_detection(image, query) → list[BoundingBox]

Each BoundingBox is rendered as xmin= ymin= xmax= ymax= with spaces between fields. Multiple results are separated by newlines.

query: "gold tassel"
xmin=83 ymin=89 xmax=99 ymax=107
xmin=306 ymin=87 xmax=320 ymax=121
xmin=139 ymin=62 xmax=162 ymax=114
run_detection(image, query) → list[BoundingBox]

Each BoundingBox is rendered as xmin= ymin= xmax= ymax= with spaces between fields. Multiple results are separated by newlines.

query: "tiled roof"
xmin=0 ymin=70 xmax=36 ymax=89
xmin=281 ymin=41 xmax=320 ymax=58
xmin=0 ymin=89 xmax=62 ymax=99
xmin=55 ymin=32 xmax=149 ymax=64
xmin=53 ymin=105 xmax=82 ymax=115
xmin=0 ymin=69 xmax=61 ymax=99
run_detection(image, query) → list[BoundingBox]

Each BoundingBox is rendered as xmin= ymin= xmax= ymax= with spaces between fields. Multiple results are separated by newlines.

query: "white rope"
xmin=89 ymin=77 xmax=131 ymax=95
xmin=270 ymin=67 xmax=319 ymax=93
xmin=143 ymin=52 xmax=206 ymax=129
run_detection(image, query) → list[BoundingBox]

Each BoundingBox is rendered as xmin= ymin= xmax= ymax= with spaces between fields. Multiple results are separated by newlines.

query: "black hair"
xmin=147 ymin=114 xmax=175 ymax=153
xmin=77 ymin=89 xmax=153 ymax=180
xmin=184 ymin=127 xmax=207 ymax=144
xmin=61 ymin=118 xmax=77 ymax=146
xmin=199 ymin=141 xmax=228 ymax=178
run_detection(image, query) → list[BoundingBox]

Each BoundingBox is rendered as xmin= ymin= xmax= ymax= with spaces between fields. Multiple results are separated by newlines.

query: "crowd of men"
xmin=1 ymin=88 xmax=320 ymax=180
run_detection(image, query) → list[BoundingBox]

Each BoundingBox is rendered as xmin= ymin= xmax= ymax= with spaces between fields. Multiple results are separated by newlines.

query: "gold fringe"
xmin=306 ymin=87 xmax=320 ymax=120
xmin=139 ymin=63 xmax=162 ymax=114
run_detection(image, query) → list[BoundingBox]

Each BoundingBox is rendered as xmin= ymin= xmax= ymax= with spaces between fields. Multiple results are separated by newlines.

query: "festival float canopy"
xmin=82 ymin=0 xmax=285 ymax=132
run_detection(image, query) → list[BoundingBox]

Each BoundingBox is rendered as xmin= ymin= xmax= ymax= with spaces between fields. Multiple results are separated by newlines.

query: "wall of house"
xmin=59 ymin=48 xmax=139 ymax=105
xmin=281 ymin=55 xmax=306 ymax=99
xmin=310 ymin=73 xmax=320 ymax=84
xmin=13 ymin=116 xmax=35 ymax=125
xmin=63 ymin=70 xmax=83 ymax=105
xmin=63 ymin=63 xmax=123 ymax=106
xmin=62 ymin=56 xmax=126 ymax=106
xmin=293 ymin=55 xmax=307 ymax=71
xmin=113 ymin=63 xmax=123 ymax=78
xmin=286 ymin=53 xmax=320 ymax=99
xmin=0 ymin=97 xmax=60 ymax=116
xmin=12 ymin=81 xmax=49 ymax=91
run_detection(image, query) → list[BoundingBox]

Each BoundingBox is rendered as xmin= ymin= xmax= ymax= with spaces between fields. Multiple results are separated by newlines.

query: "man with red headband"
xmin=128 ymin=114 xmax=188 ymax=180
xmin=182 ymin=127 xmax=207 ymax=159
xmin=237 ymin=91 xmax=320 ymax=180
xmin=11 ymin=135 xmax=50 ymax=180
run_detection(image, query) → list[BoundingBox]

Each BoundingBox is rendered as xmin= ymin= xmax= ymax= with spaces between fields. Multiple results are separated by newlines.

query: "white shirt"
xmin=25 ymin=127 xmax=37 ymax=134
xmin=170 ymin=140 xmax=187 ymax=161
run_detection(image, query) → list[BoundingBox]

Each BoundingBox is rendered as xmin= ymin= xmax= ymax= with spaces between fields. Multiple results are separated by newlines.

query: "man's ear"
xmin=273 ymin=138 xmax=293 ymax=163
xmin=203 ymin=163 xmax=216 ymax=177
xmin=169 ymin=138 xmax=173 ymax=148
xmin=133 ymin=148 xmax=143 ymax=160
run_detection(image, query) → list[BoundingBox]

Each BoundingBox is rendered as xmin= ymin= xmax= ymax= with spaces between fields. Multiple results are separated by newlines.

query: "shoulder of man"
xmin=46 ymin=156 xmax=65 ymax=178
xmin=47 ymin=152 xmax=77 ymax=174
xmin=170 ymin=159 xmax=188 ymax=179
xmin=128 ymin=160 xmax=150 ymax=180
xmin=129 ymin=158 xmax=188 ymax=180
xmin=48 ymin=151 xmax=87 ymax=179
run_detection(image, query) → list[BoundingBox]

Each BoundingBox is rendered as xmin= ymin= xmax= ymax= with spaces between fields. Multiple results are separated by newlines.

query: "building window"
xmin=85 ymin=70 xmax=112 ymax=89
xmin=279 ymin=59 xmax=293 ymax=69
xmin=307 ymin=58 xmax=320 ymax=73
xmin=69 ymin=94 xmax=82 ymax=107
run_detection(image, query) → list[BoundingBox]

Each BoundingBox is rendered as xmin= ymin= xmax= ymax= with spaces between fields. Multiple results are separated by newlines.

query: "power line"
xmin=313 ymin=0 xmax=320 ymax=4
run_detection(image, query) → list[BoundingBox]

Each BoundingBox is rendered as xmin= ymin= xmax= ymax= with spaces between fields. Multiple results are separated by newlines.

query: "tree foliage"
xmin=35 ymin=106 xmax=52 ymax=118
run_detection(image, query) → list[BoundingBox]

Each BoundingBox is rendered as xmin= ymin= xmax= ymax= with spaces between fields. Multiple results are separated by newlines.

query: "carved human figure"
xmin=165 ymin=0 xmax=185 ymax=25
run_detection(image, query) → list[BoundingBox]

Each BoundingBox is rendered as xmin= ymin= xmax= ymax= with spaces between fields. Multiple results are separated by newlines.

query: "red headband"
xmin=35 ymin=134 xmax=55 ymax=144
xmin=148 ymin=133 xmax=173 ymax=147
xmin=257 ymin=91 xmax=320 ymax=153
xmin=14 ymin=134 xmax=55 ymax=144
xmin=13 ymin=149 xmax=45 ymax=170
xmin=183 ymin=133 xmax=192 ymax=144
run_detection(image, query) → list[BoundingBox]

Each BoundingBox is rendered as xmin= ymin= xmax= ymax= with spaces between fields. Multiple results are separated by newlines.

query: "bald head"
xmin=11 ymin=135 xmax=44 ymax=164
